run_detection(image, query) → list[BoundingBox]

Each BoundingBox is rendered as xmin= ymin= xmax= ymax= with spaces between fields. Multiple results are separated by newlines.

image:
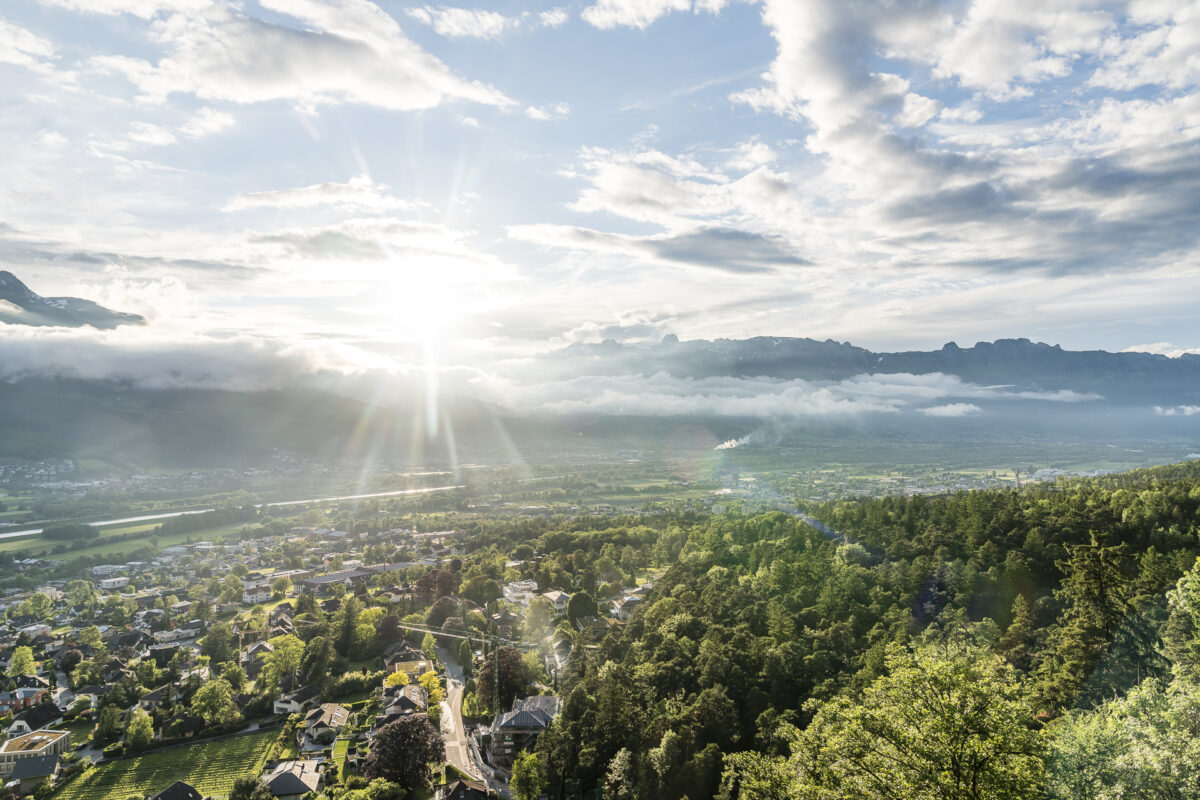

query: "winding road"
xmin=437 ymin=645 xmax=510 ymax=797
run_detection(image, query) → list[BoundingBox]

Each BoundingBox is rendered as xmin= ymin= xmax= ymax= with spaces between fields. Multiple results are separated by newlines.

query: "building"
xmin=0 ymin=730 xmax=70 ymax=779
xmin=97 ymin=576 xmax=129 ymax=590
xmin=148 ymin=781 xmax=203 ymax=800
xmin=9 ymin=754 xmax=59 ymax=793
xmin=274 ymin=684 xmax=321 ymax=716
xmin=437 ymin=779 xmax=491 ymax=800
xmin=542 ymin=590 xmax=571 ymax=614
xmin=8 ymin=702 xmax=63 ymax=736
xmin=502 ymin=580 xmax=539 ymax=606
xmin=242 ymin=580 xmax=271 ymax=605
xmin=263 ymin=759 xmax=323 ymax=799
xmin=487 ymin=696 xmax=560 ymax=772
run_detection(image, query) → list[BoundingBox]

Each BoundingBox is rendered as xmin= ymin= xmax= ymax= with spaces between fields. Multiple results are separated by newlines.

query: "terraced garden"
xmin=53 ymin=730 xmax=276 ymax=800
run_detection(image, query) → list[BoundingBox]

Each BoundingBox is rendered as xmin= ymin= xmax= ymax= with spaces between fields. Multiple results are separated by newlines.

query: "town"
xmin=0 ymin=496 xmax=662 ymax=800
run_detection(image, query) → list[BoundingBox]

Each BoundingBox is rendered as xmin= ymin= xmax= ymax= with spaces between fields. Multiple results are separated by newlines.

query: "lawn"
xmin=52 ymin=730 xmax=276 ymax=800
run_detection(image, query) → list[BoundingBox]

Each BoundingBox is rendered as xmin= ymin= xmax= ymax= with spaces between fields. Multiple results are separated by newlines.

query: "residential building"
xmin=502 ymin=580 xmax=539 ymax=606
xmin=0 ymin=730 xmax=70 ymax=779
xmin=149 ymin=781 xmax=203 ymax=800
xmin=263 ymin=759 xmax=323 ymax=799
xmin=487 ymin=695 xmax=560 ymax=772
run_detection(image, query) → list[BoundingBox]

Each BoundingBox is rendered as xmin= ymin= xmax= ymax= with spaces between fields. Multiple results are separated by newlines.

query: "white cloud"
xmin=1091 ymin=1 xmax=1200 ymax=90
xmin=224 ymin=175 xmax=418 ymax=213
xmin=0 ymin=17 xmax=55 ymax=70
xmin=0 ymin=322 xmax=379 ymax=391
xmin=922 ymin=402 xmax=982 ymax=417
xmin=582 ymin=0 xmax=691 ymax=29
xmin=180 ymin=106 xmax=234 ymax=137
xmin=92 ymin=0 xmax=511 ymax=111
xmin=539 ymin=7 xmax=569 ymax=28
xmin=483 ymin=370 xmax=1100 ymax=417
xmin=40 ymin=0 xmax=207 ymax=19
xmin=126 ymin=121 xmax=177 ymax=146
xmin=1156 ymin=405 xmax=1200 ymax=416
xmin=525 ymin=102 xmax=570 ymax=121
xmin=404 ymin=6 xmax=519 ymax=39
xmin=1123 ymin=342 xmax=1200 ymax=358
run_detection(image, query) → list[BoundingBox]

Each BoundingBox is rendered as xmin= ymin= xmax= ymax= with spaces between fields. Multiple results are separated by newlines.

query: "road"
xmin=437 ymin=645 xmax=510 ymax=797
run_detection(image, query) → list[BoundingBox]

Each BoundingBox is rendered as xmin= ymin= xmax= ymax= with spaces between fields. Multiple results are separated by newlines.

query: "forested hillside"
xmin=537 ymin=460 xmax=1200 ymax=799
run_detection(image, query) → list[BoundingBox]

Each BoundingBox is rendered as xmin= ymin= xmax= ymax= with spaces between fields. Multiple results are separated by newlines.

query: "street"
xmin=437 ymin=645 xmax=510 ymax=798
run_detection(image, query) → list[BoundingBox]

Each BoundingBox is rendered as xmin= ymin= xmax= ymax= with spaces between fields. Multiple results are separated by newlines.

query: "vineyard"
xmin=53 ymin=730 xmax=276 ymax=800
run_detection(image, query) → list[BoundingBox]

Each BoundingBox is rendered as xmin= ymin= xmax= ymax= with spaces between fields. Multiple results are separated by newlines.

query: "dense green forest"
xmin=532 ymin=460 xmax=1200 ymax=799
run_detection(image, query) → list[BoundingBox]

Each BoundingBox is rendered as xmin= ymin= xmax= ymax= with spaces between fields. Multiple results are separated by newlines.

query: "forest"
xmin=528 ymin=459 xmax=1200 ymax=799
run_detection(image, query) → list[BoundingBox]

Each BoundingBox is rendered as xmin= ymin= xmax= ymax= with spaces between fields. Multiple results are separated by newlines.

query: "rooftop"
xmin=1 ymin=729 xmax=68 ymax=753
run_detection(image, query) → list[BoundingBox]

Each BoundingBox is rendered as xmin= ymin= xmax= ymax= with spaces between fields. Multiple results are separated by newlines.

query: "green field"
xmin=0 ymin=520 xmax=248 ymax=559
xmin=53 ymin=730 xmax=276 ymax=800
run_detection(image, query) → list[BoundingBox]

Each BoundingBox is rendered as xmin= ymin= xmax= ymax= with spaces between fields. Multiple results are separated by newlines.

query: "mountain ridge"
xmin=0 ymin=270 xmax=145 ymax=329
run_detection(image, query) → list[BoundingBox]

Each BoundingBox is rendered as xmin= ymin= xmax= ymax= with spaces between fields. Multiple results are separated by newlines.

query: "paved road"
xmin=437 ymin=646 xmax=510 ymax=797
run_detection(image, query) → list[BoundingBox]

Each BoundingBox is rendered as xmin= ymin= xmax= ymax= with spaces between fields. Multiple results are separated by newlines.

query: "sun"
xmin=381 ymin=259 xmax=463 ymax=349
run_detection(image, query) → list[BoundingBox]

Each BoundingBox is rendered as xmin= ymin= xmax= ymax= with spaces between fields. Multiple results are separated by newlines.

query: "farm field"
xmin=52 ymin=730 xmax=275 ymax=800
xmin=0 ymin=520 xmax=247 ymax=558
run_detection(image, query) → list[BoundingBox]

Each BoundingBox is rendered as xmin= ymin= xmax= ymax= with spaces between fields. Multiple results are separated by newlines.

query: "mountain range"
xmin=555 ymin=336 xmax=1200 ymax=405
xmin=0 ymin=271 xmax=144 ymax=329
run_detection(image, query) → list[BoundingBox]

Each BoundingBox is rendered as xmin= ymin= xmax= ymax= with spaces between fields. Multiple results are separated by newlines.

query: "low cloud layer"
xmin=478 ymin=370 xmax=1101 ymax=418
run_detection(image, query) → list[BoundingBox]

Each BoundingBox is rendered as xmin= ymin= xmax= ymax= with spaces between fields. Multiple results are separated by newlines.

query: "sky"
xmin=1 ymin=0 xmax=1200 ymax=401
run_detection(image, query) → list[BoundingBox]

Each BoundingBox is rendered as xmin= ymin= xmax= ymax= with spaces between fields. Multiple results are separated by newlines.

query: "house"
xmin=148 ymin=780 xmax=203 ymax=800
xmin=97 ymin=577 xmax=129 ymax=590
xmin=376 ymin=684 xmax=428 ymax=728
xmin=262 ymin=759 xmax=323 ymax=799
xmin=487 ymin=695 xmax=560 ymax=772
xmin=140 ymin=685 xmax=170 ymax=710
xmin=274 ymin=684 xmax=321 ymax=715
xmin=13 ymin=675 xmax=50 ymax=691
xmin=612 ymin=595 xmax=642 ymax=621
xmin=437 ymin=779 xmax=491 ymax=800
xmin=542 ymin=590 xmax=571 ymax=614
xmin=9 ymin=754 xmax=59 ymax=793
xmin=502 ymin=580 xmax=539 ymax=606
xmin=0 ymin=687 xmax=47 ymax=712
xmin=161 ymin=713 xmax=205 ymax=740
xmin=0 ymin=729 xmax=70 ymax=779
xmin=300 ymin=704 xmax=349 ymax=747
xmin=8 ymin=702 xmax=63 ymax=736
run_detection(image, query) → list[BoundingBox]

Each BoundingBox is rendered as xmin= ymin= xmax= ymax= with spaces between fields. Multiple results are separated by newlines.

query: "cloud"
xmin=41 ymin=0 xmax=207 ymax=19
xmin=509 ymin=224 xmax=808 ymax=273
xmin=224 ymin=175 xmax=418 ymax=213
xmin=1123 ymin=342 xmax=1200 ymax=358
xmin=0 ymin=323 xmax=379 ymax=391
xmin=1090 ymin=2 xmax=1200 ymax=91
xmin=482 ymin=370 xmax=1101 ymax=417
xmin=404 ymin=6 xmax=519 ymax=39
xmin=539 ymin=7 xmax=569 ymax=28
xmin=581 ymin=0 xmax=725 ymax=30
xmin=525 ymin=102 xmax=571 ymax=121
xmin=922 ymin=402 xmax=982 ymax=417
xmin=404 ymin=5 xmax=571 ymax=37
xmin=1156 ymin=405 xmax=1200 ymax=417
xmin=0 ymin=17 xmax=56 ymax=71
xmin=92 ymin=0 xmax=511 ymax=111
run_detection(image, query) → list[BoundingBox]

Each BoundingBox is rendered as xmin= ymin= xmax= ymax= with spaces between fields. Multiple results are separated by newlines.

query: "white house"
xmin=542 ymin=590 xmax=571 ymax=614
xmin=503 ymin=580 xmax=539 ymax=606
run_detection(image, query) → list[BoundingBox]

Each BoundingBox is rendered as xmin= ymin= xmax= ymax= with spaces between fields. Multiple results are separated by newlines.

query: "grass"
xmin=0 ymin=521 xmax=248 ymax=559
xmin=51 ymin=730 xmax=276 ymax=800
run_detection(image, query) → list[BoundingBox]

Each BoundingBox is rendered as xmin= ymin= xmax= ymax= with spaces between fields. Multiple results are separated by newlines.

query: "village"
xmin=0 ymin=519 xmax=657 ymax=800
